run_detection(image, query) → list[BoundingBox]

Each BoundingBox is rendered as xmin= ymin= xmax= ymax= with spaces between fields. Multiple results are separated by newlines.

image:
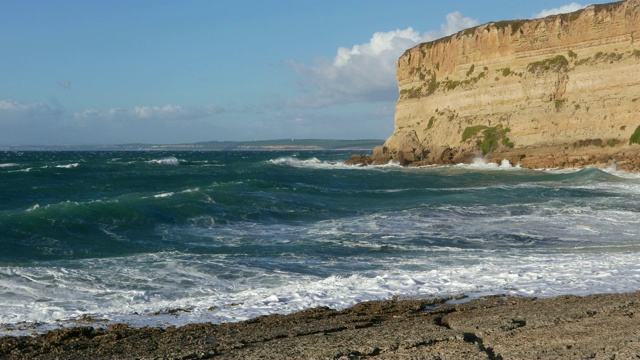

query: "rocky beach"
xmin=1 ymin=291 xmax=640 ymax=359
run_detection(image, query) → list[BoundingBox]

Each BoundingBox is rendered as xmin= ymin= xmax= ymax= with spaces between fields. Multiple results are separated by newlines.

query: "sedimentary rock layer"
xmin=365 ymin=0 xmax=640 ymax=171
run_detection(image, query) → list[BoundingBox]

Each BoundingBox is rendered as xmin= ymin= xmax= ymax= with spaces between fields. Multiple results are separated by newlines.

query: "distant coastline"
xmin=0 ymin=139 xmax=384 ymax=152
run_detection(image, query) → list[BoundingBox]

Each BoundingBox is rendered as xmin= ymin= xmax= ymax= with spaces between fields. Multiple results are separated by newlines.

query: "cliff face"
xmin=367 ymin=0 xmax=640 ymax=170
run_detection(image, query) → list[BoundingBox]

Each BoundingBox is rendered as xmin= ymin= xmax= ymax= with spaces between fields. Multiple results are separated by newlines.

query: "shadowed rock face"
xmin=366 ymin=0 xmax=640 ymax=171
xmin=2 ymin=292 xmax=640 ymax=359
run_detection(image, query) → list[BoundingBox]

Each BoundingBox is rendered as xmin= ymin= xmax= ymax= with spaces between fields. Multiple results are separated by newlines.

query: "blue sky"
xmin=0 ymin=1 xmax=590 ymax=145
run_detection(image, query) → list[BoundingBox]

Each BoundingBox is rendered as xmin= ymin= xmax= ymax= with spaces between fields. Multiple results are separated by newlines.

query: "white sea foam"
xmin=23 ymin=199 xmax=116 ymax=214
xmin=181 ymin=187 xmax=200 ymax=193
xmin=269 ymin=157 xmax=346 ymax=169
xmin=8 ymin=167 xmax=31 ymax=173
xmin=3 ymin=199 xmax=640 ymax=336
xmin=601 ymin=164 xmax=640 ymax=179
xmin=154 ymin=192 xmax=174 ymax=198
xmin=149 ymin=157 xmax=180 ymax=165
xmin=0 ymin=163 xmax=18 ymax=168
xmin=55 ymin=163 xmax=79 ymax=169
xmin=453 ymin=157 xmax=521 ymax=170
xmin=540 ymin=167 xmax=582 ymax=174
xmin=269 ymin=156 xmax=402 ymax=170
xmin=270 ymin=156 xmax=526 ymax=172
xmin=2 ymin=248 xmax=640 ymax=336
xmin=500 ymin=159 xmax=519 ymax=168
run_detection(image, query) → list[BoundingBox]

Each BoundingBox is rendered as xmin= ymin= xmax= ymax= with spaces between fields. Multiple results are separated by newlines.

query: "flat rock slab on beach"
xmin=2 ymin=291 xmax=640 ymax=359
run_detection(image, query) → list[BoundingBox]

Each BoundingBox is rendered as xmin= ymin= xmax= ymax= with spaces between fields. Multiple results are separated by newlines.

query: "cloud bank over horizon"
xmin=0 ymin=100 xmax=63 ymax=121
xmin=74 ymin=105 xmax=224 ymax=122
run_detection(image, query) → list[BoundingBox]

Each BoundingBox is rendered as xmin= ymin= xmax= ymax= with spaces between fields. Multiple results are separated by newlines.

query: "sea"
xmin=1 ymin=150 xmax=640 ymax=336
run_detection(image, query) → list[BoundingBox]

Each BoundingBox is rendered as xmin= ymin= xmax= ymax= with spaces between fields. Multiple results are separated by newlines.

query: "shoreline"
xmin=347 ymin=146 xmax=640 ymax=173
xmin=2 ymin=291 xmax=640 ymax=359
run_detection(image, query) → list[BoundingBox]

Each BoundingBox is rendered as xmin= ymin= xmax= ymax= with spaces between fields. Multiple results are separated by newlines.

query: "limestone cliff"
xmin=358 ymin=0 xmax=640 ymax=171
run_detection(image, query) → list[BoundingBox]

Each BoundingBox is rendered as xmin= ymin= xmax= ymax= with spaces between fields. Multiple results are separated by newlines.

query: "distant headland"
xmin=1 ymin=139 xmax=384 ymax=152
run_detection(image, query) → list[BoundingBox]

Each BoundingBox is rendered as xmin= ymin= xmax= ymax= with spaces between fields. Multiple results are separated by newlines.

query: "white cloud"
xmin=439 ymin=11 xmax=481 ymax=37
xmin=532 ymin=3 xmax=587 ymax=19
xmin=74 ymin=104 xmax=224 ymax=121
xmin=0 ymin=100 xmax=63 ymax=120
xmin=0 ymin=99 xmax=68 ymax=144
xmin=332 ymin=28 xmax=423 ymax=68
xmin=0 ymin=99 xmax=232 ymax=145
xmin=288 ymin=12 xmax=478 ymax=108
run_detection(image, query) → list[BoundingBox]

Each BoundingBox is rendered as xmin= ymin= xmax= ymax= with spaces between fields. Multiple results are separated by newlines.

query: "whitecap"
xmin=451 ymin=157 xmax=521 ymax=171
xmin=601 ymin=164 xmax=640 ymax=179
xmin=181 ymin=188 xmax=200 ymax=193
xmin=470 ymin=157 xmax=498 ymax=168
xmin=55 ymin=163 xmax=79 ymax=169
xmin=268 ymin=157 xmax=324 ymax=168
xmin=149 ymin=157 xmax=180 ymax=165
xmin=268 ymin=156 xmax=401 ymax=170
xmin=9 ymin=168 xmax=31 ymax=173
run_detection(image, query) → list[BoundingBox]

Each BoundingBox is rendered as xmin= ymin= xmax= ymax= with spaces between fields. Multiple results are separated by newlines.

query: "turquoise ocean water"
xmin=1 ymin=150 xmax=640 ymax=335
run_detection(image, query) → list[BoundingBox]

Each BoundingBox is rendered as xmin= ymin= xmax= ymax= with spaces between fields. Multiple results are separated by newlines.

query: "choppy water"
xmin=1 ymin=151 xmax=640 ymax=335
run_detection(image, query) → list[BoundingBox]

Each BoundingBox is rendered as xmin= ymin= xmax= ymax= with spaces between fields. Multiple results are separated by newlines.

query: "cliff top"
xmin=403 ymin=0 xmax=627 ymax=59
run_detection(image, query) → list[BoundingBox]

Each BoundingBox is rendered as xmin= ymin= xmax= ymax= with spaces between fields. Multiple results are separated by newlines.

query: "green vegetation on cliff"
xmin=462 ymin=125 xmax=513 ymax=154
xmin=630 ymin=126 xmax=640 ymax=145
xmin=554 ymin=99 xmax=567 ymax=111
xmin=462 ymin=125 xmax=489 ymax=142
xmin=491 ymin=20 xmax=526 ymax=35
xmin=466 ymin=64 xmax=475 ymax=77
xmin=527 ymin=55 xmax=569 ymax=74
xmin=427 ymin=116 xmax=436 ymax=129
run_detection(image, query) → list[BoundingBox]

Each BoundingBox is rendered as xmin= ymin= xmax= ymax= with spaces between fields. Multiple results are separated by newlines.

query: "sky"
xmin=0 ymin=1 xmax=591 ymax=145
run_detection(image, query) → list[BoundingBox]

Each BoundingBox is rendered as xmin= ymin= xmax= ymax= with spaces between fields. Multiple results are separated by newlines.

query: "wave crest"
xmin=454 ymin=157 xmax=521 ymax=170
xmin=268 ymin=157 xmax=401 ymax=170
xmin=55 ymin=163 xmax=79 ymax=169
xmin=149 ymin=157 xmax=180 ymax=165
